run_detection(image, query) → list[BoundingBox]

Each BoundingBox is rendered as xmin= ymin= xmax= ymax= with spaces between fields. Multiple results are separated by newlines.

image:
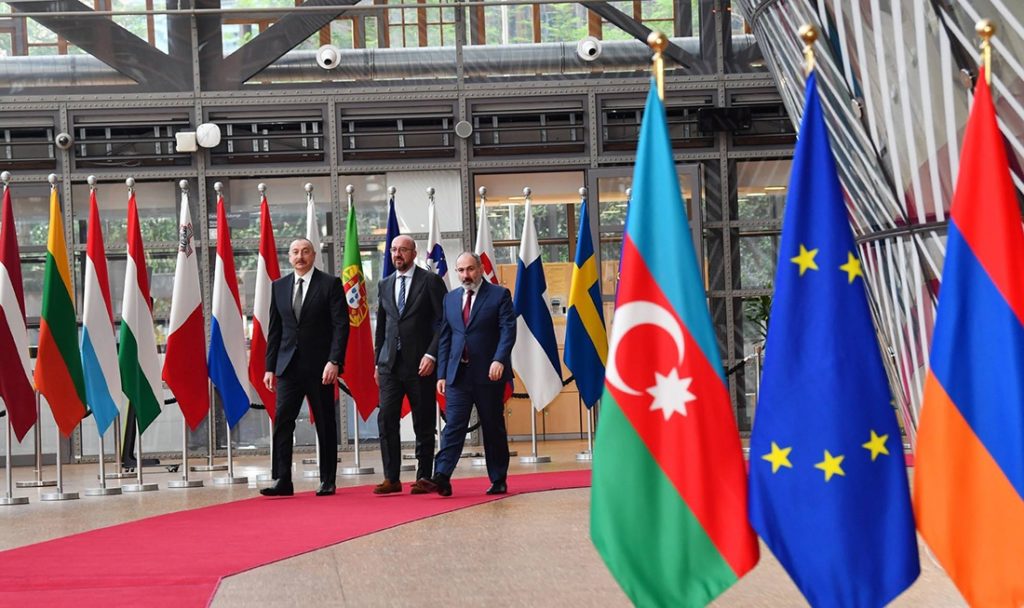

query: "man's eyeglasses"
xmin=390 ymin=246 xmax=414 ymax=254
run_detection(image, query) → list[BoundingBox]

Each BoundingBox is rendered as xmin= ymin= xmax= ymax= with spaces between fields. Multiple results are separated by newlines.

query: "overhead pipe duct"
xmin=0 ymin=36 xmax=756 ymax=89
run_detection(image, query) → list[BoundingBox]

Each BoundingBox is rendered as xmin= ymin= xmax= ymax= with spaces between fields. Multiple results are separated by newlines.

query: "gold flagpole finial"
xmin=647 ymin=31 xmax=667 ymax=101
xmin=799 ymin=24 xmax=818 ymax=76
xmin=976 ymin=19 xmax=996 ymax=84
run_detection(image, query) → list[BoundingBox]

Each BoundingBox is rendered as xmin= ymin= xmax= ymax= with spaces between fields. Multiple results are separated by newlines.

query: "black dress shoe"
xmin=260 ymin=480 xmax=294 ymax=497
xmin=315 ymin=482 xmax=336 ymax=496
xmin=485 ymin=481 xmax=507 ymax=495
xmin=433 ymin=473 xmax=452 ymax=497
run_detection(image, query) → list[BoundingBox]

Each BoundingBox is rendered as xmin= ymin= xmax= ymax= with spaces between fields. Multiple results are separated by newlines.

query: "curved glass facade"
xmin=735 ymin=0 xmax=1024 ymax=440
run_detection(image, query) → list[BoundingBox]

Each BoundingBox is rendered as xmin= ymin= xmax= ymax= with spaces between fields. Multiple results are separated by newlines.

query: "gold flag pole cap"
xmin=647 ymin=31 xmax=668 ymax=53
xmin=976 ymin=19 xmax=996 ymax=42
xmin=799 ymin=24 xmax=818 ymax=46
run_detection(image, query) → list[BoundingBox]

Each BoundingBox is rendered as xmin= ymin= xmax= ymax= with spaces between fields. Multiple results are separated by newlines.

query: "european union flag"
xmin=382 ymin=193 xmax=400 ymax=278
xmin=564 ymin=196 xmax=608 ymax=408
xmin=748 ymin=72 xmax=919 ymax=607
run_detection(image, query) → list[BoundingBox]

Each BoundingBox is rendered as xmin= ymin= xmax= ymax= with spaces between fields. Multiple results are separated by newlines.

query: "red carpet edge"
xmin=0 ymin=469 xmax=591 ymax=608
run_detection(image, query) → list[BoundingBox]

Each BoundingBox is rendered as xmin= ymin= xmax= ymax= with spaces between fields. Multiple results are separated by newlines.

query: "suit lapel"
xmin=297 ymin=269 xmax=320 ymax=322
xmin=400 ymin=267 xmax=426 ymax=318
xmin=466 ymin=281 xmax=490 ymax=328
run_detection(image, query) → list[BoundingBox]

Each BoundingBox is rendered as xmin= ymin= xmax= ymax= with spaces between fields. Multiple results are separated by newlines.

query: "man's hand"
xmin=263 ymin=372 xmax=276 ymax=392
xmin=488 ymin=361 xmax=504 ymax=382
xmin=418 ymin=356 xmax=436 ymax=377
xmin=322 ymin=361 xmax=339 ymax=385
xmin=437 ymin=379 xmax=446 ymax=396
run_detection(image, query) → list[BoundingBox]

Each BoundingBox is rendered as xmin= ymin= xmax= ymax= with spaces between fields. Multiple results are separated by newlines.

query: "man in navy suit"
xmin=372 ymin=235 xmax=447 ymax=494
xmin=416 ymin=251 xmax=516 ymax=497
xmin=261 ymin=238 xmax=348 ymax=497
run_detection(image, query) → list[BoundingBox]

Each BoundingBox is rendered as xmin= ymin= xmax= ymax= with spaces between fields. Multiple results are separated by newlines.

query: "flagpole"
xmin=168 ymin=418 xmax=203 ymax=488
xmin=213 ymin=421 xmax=247 ymax=485
xmin=340 ymin=397 xmax=374 ymax=475
xmin=84 ymin=427 xmax=121 ymax=496
xmin=256 ymin=417 xmax=274 ymax=483
xmin=576 ymin=399 xmax=594 ymax=462
xmin=648 ymin=31 xmax=666 ymax=101
xmin=122 ymin=419 xmax=158 ymax=492
xmin=191 ymin=385 xmax=226 ymax=472
xmin=520 ymin=408 xmax=551 ymax=464
xmin=16 ymin=393 xmax=55 ymax=488
xmin=105 ymin=414 xmax=132 ymax=479
xmin=40 ymin=425 xmax=79 ymax=501
xmin=1 ymin=403 xmax=29 ymax=505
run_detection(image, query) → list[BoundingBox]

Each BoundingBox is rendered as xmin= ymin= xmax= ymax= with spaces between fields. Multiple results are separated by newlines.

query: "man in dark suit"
xmin=416 ymin=251 xmax=516 ymax=497
xmin=372 ymin=235 xmax=447 ymax=494
xmin=261 ymin=238 xmax=348 ymax=497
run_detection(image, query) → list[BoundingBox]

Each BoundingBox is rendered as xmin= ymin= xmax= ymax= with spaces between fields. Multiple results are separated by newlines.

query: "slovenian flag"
xmin=425 ymin=192 xmax=450 ymax=289
xmin=208 ymin=194 xmax=250 ymax=428
xmin=81 ymin=187 xmax=123 ymax=435
xmin=510 ymin=198 xmax=563 ymax=411
xmin=34 ymin=185 xmax=87 ymax=437
xmin=163 ymin=189 xmax=209 ymax=430
xmin=591 ymin=83 xmax=758 ymax=606
xmin=249 ymin=190 xmax=280 ymax=420
xmin=914 ymin=70 xmax=1024 ymax=606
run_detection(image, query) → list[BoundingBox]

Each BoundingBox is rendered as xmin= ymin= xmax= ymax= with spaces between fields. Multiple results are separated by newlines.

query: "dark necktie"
xmin=461 ymin=289 xmax=474 ymax=362
xmin=398 ymin=275 xmax=407 ymax=315
xmin=293 ymin=277 xmax=304 ymax=321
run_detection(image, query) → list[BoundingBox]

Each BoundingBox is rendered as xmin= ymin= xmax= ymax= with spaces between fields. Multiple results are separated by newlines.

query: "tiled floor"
xmin=0 ymin=439 xmax=965 ymax=607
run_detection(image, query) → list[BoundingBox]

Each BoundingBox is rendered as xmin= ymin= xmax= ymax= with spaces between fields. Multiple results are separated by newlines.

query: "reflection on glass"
xmin=208 ymin=176 xmax=333 ymax=242
xmin=71 ymin=179 xmax=181 ymax=247
xmin=736 ymin=159 xmax=790 ymax=221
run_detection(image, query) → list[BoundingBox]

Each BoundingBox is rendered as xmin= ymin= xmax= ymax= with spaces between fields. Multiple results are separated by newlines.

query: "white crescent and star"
xmin=605 ymin=301 xmax=697 ymax=420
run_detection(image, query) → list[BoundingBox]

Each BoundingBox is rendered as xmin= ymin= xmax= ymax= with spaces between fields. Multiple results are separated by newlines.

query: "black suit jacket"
xmin=266 ymin=267 xmax=348 ymax=376
xmin=374 ymin=266 xmax=447 ymax=373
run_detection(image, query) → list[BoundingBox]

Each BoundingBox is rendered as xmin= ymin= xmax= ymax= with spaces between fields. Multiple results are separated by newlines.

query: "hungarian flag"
xmin=81 ymin=187 xmax=123 ymax=436
xmin=249 ymin=191 xmax=280 ymax=420
xmin=914 ymin=70 xmax=1024 ymax=606
xmin=163 ymin=189 xmax=209 ymax=430
xmin=34 ymin=186 xmax=87 ymax=437
xmin=0 ymin=184 xmax=36 ymax=441
xmin=341 ymin=200 xmax=378 ymax=421
xmin=119 ymin=190 xmax=163 ymax=434
xmin=591 ymin=84 xmax=758 ymax=606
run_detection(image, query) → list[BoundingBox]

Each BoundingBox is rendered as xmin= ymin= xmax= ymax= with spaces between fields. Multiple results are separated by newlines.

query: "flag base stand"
xmin=340 ymin=401 xmax=374 ymax=476
xmin=190 ymin=464 xmax=227 ymax=472
xmin=123 ymin=483 xmax=159 ymax=492
xmin=168 ymin=479 xmax=204 ymax=488
xmin=16 ymin=480 xmax=56 ymax=488
xmin=212 ymin=476 xmax=247 ymax=485
xmin=2 ymin=415 xmax=28 ymax=505
xmin=168 ymin=421 xmax=203 ymax=489
xmin=104 ymin=472 xmax=135 ymax=480
xmin=470 ymin=458 xmax=486 ymax=467
xmin=84 ymin=487 xmax=122 ymax=496
xmin=40 ymin=491 xmax=79 ymax=501
xmin=124 ymin=431 xmax=159 ymax=492
xmin=254 ymin=473 xmax=273 ymax=482
xmin=519 ymin=455 xmax=551 ymax=464
xmin=0 ymin=496 xmax=29 ymax=505
xmin=301 ymin=457 xmax=317 ymax=465
xmin=339 ymin=465 xmax=374 ymax=475
xmin=459 ymin=451 xmax=482 ymax=458
xmin=401 ymin=464 xmax=415 ymax=472
xmin=575 ymin=451 xmax=593 ymax=462
xmin=302 ymin=469 xmax=320 ymax=478
xmin=401 ymin=453 xmax=416 ymax=460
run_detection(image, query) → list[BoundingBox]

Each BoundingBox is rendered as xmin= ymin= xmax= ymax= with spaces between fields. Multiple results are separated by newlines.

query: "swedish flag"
xmin=747 ymin=71 xmax=919 ymax=607
xmin=564 ymin=197 xmax=608 ymax=407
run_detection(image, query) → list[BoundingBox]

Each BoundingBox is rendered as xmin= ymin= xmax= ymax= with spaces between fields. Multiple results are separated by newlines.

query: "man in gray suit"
xmin=372 ymin=235 xmax=447 ymax=494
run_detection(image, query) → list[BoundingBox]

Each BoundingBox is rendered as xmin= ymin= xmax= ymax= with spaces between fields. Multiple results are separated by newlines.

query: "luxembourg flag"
xmin=425 ymin=193 xmax=451 ymax=290
xmin=248 ymin=191 xmax=280 ymax=420
xmin=208 ymin=195 xmax=250 ymax=428
xmin=510 ymin=198 xmax=563 ymax=411
xmin=163 ymin=190 xmax=209 ymax=430
xmin=80 ymin=187 xmax=122 ymax=435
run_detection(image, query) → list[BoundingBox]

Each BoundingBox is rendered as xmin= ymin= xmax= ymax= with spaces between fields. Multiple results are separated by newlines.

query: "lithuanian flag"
xmin=34 ymin=186 xmax=87 ymax=437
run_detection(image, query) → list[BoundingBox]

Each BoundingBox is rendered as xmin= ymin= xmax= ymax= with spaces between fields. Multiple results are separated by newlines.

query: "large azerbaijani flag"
xmin=249 ymin=190 xmax=280 ymax=420
xmin=208 ymin=194 xmax=251 ymax=428
xmin=119 ymin=189 xmax=163 ymax=434
xmin=163 ymin=190 xmax=209 ymax=430
xmin=80 ymin=187 xmax=123 ymax=435
xmin=590 ymin=83 xmax=758 ymax=606
xmin=914 ymin=71 xmax=1024 ymax=607
xmin=0 ymin=183 xmax=37 ymax=441
xmin=341 ymin=200 xmax=379 ymax=421
xmin=34 ymin=186 xmax=87 ymax=437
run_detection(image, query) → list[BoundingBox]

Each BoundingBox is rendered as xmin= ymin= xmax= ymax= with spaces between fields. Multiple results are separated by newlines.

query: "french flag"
xmin=208 ymin=195 xmax=250 ymax=428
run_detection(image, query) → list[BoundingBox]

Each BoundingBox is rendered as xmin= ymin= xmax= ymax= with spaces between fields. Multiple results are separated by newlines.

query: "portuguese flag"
xmin=340 ymin=199 xmax=378 ymax=421
xmin=33 ymin=186 xmax=86 ymax=437
xmin=590 ymin=84 xmax=758 ymax=606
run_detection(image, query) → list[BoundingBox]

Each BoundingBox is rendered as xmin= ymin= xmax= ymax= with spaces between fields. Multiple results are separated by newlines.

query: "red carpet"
xmin=0 ymin=470 xmax=590 ymax=607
